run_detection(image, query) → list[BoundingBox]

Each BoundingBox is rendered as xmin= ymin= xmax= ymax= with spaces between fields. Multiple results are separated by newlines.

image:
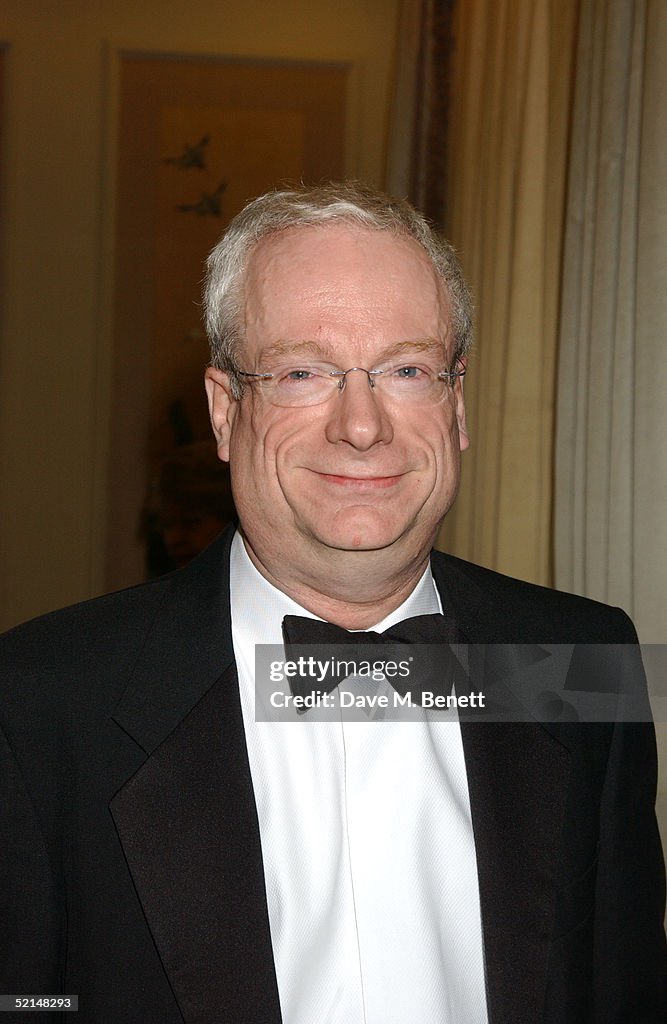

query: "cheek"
xmin=261 ymin=410 xmax=323 ymax=472
xmin=229 ymin=408 xmax=311 ymax=506
xmin=422 ymin=417 xmax=462 ymax=483
xmin=229 ymin=405 xmax=277 ymax=472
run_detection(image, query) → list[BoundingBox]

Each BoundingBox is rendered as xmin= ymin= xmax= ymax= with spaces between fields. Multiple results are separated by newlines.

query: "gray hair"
xmin=203 ymin=181 xmax=473 ymax=390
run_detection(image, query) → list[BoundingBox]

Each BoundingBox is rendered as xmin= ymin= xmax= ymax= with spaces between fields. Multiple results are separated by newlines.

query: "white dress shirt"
xmin=230 ymin=531 xmax=488 ymax=1024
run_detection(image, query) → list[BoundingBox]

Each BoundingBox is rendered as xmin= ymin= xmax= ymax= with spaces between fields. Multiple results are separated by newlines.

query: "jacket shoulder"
xmin=1 ymin=526 xmax=234 ymax=674
xmin=430 ymin=550 xmax=637 ymax=643
xmin=2 ymin=575 xmax=172 ymax=663
xmin=0 ymin=576 xmax=179 ymax=729
xmin=1 ymin=527 xmax=234 ymax=720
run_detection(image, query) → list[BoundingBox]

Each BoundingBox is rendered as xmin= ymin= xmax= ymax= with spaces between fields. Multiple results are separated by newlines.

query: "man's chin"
xmin=305 ymin=517 xmax=420 ymax=556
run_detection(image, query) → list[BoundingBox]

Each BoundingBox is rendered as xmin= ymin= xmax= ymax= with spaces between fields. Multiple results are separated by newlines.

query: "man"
xmin=1 ymin=183 xmax=665 ymax=1023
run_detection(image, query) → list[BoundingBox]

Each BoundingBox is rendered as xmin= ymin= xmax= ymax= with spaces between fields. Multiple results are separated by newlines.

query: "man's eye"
xmin=282 ymin=368 xmax=316 ymax=382
xmin=394 ymin=365 xmax=424 ymax=380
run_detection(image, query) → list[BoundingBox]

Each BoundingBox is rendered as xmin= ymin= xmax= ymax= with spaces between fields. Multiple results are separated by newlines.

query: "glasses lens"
xmin=380 ymin=363 xmax=437 ymax=396
xmin=376 ymin=362 xmax=457 ymax=404
xmin=268 ymin=365 xmax=337 ymax=407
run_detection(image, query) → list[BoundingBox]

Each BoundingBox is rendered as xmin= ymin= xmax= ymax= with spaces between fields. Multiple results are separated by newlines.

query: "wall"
xmin=0 ymin=0 xmax=399 ymax=629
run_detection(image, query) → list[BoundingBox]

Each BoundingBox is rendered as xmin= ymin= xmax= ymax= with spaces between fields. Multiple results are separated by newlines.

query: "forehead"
xmin=241 ymin=223 xmax=450 ymax=357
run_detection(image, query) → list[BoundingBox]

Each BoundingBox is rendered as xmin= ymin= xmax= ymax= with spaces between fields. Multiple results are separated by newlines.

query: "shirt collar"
xmin=229 ymin=529 xmax=442 ymax=649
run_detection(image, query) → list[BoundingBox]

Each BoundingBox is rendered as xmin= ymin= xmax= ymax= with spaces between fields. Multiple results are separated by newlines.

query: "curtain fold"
xmin=554 ymin=0 xmax=667 ymax=645
xmin=386 ymin=0 xmax=456 ymax=222
xmin=438 ymin=0 xmax=579 ymax=585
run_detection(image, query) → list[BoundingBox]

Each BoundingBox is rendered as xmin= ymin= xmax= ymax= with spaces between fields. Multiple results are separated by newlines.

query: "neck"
xmin=240 ymin=532 xmax=432 ymax=629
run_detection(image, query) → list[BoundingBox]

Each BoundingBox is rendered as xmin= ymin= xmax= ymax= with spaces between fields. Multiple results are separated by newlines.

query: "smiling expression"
xmin=205 ymin=223 xmax=469 ymax=591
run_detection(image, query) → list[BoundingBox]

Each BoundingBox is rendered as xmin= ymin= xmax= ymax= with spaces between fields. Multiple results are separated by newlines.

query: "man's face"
xmin=205 ymin=224 xmax=468 ymax=585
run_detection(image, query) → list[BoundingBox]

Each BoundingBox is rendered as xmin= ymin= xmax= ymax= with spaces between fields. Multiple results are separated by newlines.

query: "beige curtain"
xmin=434 ymin=0 xmax=579 ymax=585
xmin=385 ymin=0 xmax=456 ymax=224
xmin=555 ymin=0 xmax=667 ymax=849
xmin=555 ymin=0 xmax=667 ymax=646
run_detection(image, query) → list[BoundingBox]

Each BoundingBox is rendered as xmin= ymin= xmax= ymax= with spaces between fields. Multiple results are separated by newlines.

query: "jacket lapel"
xmin=110 ymin=663 xmax=281 ymax=1024
xmin=461 ymin=722 xmax=570 ymax=1023
xmin=109 ymin=530 xmax=282 ymax=1024
xmin=432 ymin=554 xmax=571 ymax=1023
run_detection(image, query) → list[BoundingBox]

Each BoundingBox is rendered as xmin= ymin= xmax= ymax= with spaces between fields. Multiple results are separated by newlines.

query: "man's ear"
xmin=454 ymin=357 xmax=470 ymax=452
xmin=204 ymin=367 xmax=237 ymax=462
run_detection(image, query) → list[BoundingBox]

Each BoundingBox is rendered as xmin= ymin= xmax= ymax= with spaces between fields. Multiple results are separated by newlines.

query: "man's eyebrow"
xmin=259 ymin=338 xmax=447 ymax=364
xmin=376 ymin=339 xmax=447 ymax=360
xmin=260 ymin=340 xmax=337 ymax=362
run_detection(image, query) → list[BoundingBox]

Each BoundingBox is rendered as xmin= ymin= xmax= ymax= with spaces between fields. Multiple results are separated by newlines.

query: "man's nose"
xmin=324 ymin=368 xmax=394 ymax=449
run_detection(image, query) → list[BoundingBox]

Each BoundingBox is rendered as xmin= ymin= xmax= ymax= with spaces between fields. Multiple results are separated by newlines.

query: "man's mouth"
xmin=314 ymin=472 xmax=405 ymax=490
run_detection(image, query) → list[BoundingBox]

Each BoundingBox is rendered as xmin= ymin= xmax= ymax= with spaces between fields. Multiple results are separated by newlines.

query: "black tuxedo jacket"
xmin=1 ymin=529 xmax=665 ymax=1023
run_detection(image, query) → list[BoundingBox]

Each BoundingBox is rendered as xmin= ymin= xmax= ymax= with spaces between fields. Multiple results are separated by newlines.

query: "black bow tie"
xmin=281 ymin=613 xmax=468 ymax=708
xmin=282 ymin=612 xmax=459 ymax=648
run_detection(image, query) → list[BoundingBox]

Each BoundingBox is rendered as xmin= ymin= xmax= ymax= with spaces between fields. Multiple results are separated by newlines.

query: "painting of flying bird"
xmin=177 ymin=180 xmax=227 ymax=217
xmin=163 ymin=135 xmax=210 ymax=169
